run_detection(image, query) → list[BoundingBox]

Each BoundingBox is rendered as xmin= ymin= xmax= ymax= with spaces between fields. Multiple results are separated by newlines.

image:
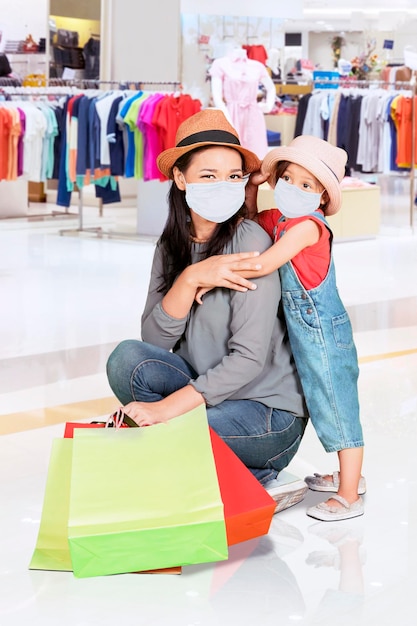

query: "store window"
xmin=49 ymin=0 xmax=100 ymax=81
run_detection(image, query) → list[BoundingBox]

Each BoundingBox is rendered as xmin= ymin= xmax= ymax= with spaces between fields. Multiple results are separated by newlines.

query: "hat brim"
xmin=261 ymin=147 xmax=342 ymax=216
xmin=157 ymin=142 xmax=261 ymax=179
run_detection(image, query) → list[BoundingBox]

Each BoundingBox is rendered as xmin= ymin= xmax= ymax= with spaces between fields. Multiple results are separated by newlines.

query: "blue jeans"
xmin=106 ymin=340 xmax=307 ymax=484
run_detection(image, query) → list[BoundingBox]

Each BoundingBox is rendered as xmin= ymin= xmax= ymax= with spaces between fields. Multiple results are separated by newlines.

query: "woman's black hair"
xmin=157 ymin=146 xmax=247 ymax=294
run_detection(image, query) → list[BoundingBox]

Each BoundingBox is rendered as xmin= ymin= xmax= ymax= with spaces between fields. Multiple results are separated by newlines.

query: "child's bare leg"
xmin=327 ymin=447 xmax=364 ymax=507
xmin=306 ymin=449 xmax=365 ymax=520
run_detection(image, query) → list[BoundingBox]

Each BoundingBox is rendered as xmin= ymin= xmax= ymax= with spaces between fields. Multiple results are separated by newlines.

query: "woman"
xmin=106 ymin=109 xmax=309 ymax=512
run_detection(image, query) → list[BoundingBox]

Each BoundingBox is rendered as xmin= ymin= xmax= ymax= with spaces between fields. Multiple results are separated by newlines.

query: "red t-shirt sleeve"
xmin=257 ymin=209 xmax=281 ymax=240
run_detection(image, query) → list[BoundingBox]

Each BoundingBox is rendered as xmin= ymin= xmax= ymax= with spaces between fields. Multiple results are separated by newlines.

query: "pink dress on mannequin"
xmin=209 ymin=54 xmax=271 ymax=158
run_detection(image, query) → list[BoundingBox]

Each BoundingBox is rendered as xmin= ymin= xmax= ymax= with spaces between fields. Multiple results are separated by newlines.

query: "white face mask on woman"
xmin=185 ymin=177 xmax=249 ymax=223
xmin=273 ymin=178 xmax=323 ymax=219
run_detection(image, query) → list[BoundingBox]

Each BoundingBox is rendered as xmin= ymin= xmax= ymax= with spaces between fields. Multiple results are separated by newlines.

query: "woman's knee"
xmin=107 ymin=340 xmax=140 ymax=376
xmin=106 ymin=339 xmax=146 ymax=402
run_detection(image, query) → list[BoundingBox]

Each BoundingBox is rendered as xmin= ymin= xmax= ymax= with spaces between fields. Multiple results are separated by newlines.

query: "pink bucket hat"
xmin=261 ymin=136 xmax=348 ymax=215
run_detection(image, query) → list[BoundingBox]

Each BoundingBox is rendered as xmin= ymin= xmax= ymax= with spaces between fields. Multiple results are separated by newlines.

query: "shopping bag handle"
xmin=104 ymin=410 xmax=140 ymax=429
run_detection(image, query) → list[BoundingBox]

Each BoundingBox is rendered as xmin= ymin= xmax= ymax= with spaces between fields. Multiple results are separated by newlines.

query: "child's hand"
xmin=245 ymin=169 xmax=270 ymax=219
xmin=187 ymin=251 xmax=261 ymax=293
xmin=249 ymin=169 xmax=269 ymax=187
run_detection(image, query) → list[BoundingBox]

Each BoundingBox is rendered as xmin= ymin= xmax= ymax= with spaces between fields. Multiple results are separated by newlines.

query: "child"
xmin=229 ymin=135 xmax=365 ymax=521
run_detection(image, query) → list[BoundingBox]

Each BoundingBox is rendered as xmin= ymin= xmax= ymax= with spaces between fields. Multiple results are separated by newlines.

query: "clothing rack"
xmin=0 ymin=81 xmax=182 ymax=235
xmin=312 ymin=78 xmax=413 ymax=89
xmin=48 ymin=78 xmax=182 ymax=91
xmin=311 ymin=77 xmax=416 ymax=231
xmin=53 ymin=79 xmax=182 ymax=239
xmin=0 ymin=88 xmax=79 ymax=222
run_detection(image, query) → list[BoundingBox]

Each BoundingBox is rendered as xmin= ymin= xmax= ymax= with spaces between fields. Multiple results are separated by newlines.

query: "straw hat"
xmin=261 ymin=136 xmax=348 ymax=215
xmin=157 ymin=109 xmax=261 ymax=179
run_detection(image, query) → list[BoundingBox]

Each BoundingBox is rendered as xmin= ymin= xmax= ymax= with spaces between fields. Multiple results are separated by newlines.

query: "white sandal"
xmin=305 ymin=471 xmax=366 ymax=495
xmin=306 ymin=494 xmax=364 ymax=522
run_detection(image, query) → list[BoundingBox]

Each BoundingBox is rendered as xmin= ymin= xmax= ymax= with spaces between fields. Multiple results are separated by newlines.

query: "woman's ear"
xmin=173 ymin=166 xmax=186 ymax=190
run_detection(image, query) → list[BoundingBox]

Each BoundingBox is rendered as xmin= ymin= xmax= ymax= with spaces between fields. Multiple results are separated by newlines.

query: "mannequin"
xmin=266 ymin=47 xmax=281 ymax=79
xmin=209 ymin=46 xmax=276 ymax=158
xmin=228 ymin=45 xmax=248 ymax=62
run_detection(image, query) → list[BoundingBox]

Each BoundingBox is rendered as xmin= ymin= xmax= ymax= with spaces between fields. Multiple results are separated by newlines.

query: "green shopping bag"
xmin=29 ymin=438 xmax=73 ymax=572
xmin=28 ymin=437 xmax=182 ymax=575
xmin=67 ymin=405 xmax=227 ymax=577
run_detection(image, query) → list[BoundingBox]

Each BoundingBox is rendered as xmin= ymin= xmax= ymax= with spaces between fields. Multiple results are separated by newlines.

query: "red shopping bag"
xmin=64 ymin=422 xmax=111 ymax=437
xmin=64 ymin=421 xmax=275 ymax=547
xmin=209 ymin=429 xmax=275 ymax=546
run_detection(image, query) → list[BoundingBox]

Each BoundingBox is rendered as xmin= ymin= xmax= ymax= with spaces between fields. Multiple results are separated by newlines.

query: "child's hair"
xmin=273 ymin=160 xmax=330 ymax=213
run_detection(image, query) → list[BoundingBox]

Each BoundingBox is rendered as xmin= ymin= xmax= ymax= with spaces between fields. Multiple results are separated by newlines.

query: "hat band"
xmin=321 ymin=160 xmax=339 ymax=181
xmin=177 ymin=130 xmax=241 ymax=148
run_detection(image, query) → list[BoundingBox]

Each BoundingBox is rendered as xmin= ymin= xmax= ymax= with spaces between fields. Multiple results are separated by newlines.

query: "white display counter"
xmin=0 ymin=180 xmax=29 ymax=218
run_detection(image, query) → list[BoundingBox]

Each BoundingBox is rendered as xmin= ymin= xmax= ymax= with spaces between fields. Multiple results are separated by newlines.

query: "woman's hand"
xmin=121 ymin=386 xmax=206 ymax=427
xmin=121 ymin=401 xmax=167 ymax=427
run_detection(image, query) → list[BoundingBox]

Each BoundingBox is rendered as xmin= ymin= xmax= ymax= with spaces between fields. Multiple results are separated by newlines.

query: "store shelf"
xmin=273 ymin=82 xmax=312 ymax=96
xmin=265 ymin=114 xmax=297 ymax=146
xmin=7 ymin=53 xmax=47 ymax=77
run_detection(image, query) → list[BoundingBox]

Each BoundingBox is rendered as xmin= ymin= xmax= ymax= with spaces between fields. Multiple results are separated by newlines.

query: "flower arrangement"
xmin=350 ymin=39 xmax=382 ymax=80
xmin=331 ymin=35 xmax=345 ymax=68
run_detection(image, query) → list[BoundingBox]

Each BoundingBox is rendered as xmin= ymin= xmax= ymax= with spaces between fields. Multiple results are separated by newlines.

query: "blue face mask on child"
xmin=273 ymin=178 xmax=323 ymax=218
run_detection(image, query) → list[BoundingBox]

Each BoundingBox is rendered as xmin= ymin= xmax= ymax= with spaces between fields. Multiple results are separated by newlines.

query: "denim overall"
xmin=278 ymin=212 xmax=364 ymax=453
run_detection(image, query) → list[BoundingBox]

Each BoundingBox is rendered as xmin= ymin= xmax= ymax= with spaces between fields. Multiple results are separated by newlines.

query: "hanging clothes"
xmin=0 ymin=106 xmax=18 ymax=180
xmin=106 ymin=94 xmax=127 ymax=177
xmin=151 ymin=93 xmax=202 ymax=153
xmin=297 ymin=84 xmax=416 ymax=175
xmin=83 ymin=37 xmax=100 ymax=80
xmin=326 ymin=91 xmax=342 ymax=146
xmin=0 ymin=100 xmax=52 ymax=182
xmin=117 ymin=91 xmax=144 ymax=179
xmin=337 ymin=93 xmax=363 ymax=172
xmin=393 ymin=93 xmax=417 ymax=168
xmin=0 ymin=86 xmax=203 ymax=206
xmin=301 ymin=91 xmax=331 ymax=139
xmin=294 ymin=92 xmax=312 ymax=138
xmin=120 ymin=91 xmax=149 ymax=179
xmin=386 ymin=94 xmax=404 ymax=172
xmin=242 ymin=45 xmax=268 ymax=65
xmin=356 ymin=91 xmax=392 ymax=173
xmin=137 ymin=92 xmax=165 ymax=181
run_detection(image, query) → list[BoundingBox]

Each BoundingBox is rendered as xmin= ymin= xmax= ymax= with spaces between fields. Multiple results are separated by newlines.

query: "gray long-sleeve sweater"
xmin=141 ymin=219 xmax=306 ymax=415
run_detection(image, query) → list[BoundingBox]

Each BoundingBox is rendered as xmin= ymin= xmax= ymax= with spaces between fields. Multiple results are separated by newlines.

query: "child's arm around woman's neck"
xmin=243 ymin=218 xmax=321 ymax=278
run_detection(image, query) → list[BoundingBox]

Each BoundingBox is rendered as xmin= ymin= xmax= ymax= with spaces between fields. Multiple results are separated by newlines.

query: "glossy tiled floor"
xmin=1 ymin=177 xmax=417 ymax=625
